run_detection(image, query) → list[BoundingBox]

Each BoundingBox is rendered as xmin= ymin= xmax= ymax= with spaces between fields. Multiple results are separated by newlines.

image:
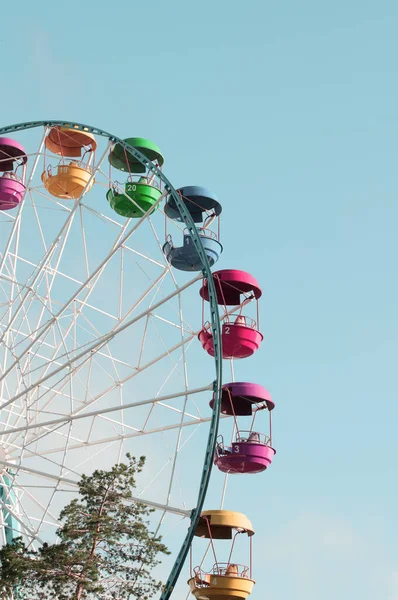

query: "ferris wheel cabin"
xmin=164 ymin=185 xmax=222 ymax=223
xmin=188 ymin=510 xmax=255 ymax=600
xmin=163 ymin=186 xmax=223 ymax=271
xmin=107 ymin=137 xmax=164 ymax=218
xmin=41 ymin=127 xmax=97 ymax=199
xmin=0 ymin=138 xmax=27 ymax=211
xmin=211 ymin=382 xmax=276 ymax=474
xmin=199 ymin=270 xmax=263 ymax=359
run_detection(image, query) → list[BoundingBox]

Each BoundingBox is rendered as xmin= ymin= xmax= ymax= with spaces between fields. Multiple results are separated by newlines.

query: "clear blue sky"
xmin=3 ymin=0 xmax=398 ymax=598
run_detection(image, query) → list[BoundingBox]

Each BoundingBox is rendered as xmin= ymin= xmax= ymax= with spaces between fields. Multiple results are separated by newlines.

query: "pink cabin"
xmin=211 ymin=382 xmax=275 ymax=474
xmin=0 ymin=138 xmax=27 ymax=211
xmin=198 ymin=270 xmax=263 ymax=359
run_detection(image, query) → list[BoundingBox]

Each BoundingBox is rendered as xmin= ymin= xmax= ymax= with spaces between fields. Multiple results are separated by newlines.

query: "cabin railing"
xmin=235 ymin=430 xmax=270 ymax=445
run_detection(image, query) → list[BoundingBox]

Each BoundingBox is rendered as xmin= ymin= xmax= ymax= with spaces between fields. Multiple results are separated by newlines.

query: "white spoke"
xmin=0 ymin=462 xmax=191 ymax=518
xmin=0 ymin=385 xmax=212 ymax=437
xmin=0 ymin=274 xmax=202 ymax=412
xmin=26 ymin=414 xmax=227 ymax=457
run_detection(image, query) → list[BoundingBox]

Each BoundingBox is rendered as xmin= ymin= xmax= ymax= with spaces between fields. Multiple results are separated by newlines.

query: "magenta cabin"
xmin=0 ymin=138 xmax=28 ymax=211
xmin=211 ymin=382 xmax=275 ymax=475
xmin=198 ymin=270 xmax=263 ymax=359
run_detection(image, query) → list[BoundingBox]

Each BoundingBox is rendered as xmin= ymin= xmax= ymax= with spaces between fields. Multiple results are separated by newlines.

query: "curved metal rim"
xmin=0 ymin=120 xmax=223 ymax=599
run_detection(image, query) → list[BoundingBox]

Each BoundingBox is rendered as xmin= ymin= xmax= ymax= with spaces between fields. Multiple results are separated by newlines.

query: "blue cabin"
xmin=163 ymin=185 xmax=223 ymax=272
xmin=163 ymin=228 xmax=223 ymax=272
xmin=164 ymin=186 xmax=222 ymax=223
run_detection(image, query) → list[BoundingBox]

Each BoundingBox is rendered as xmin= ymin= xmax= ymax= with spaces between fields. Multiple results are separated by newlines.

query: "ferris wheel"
xmin=0 ymin=121 xmax=275 ymax=600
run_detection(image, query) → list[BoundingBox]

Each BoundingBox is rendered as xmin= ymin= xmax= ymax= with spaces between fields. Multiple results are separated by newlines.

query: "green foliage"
xmin=0 ymin=455 xmax=170 ymax=600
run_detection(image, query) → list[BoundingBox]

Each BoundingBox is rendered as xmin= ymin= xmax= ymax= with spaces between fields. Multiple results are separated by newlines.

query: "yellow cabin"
xmin=45 ymin=127 xmax=97 ymax=157
xmin=188 ymin=510 xmax=255 ymax=600
xmin=42 ymin=127 xmax=97 ymax=200
xmin=42 ymin=162 xmax=94 ymax=199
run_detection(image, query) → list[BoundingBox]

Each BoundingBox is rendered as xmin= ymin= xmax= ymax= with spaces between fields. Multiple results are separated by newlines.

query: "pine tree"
xmin=0 ymin=455 xmax=170 ymax=599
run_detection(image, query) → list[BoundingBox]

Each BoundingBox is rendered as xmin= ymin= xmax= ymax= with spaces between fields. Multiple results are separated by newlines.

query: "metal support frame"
xmin=0 ymin=120 xmax=223 ymax=600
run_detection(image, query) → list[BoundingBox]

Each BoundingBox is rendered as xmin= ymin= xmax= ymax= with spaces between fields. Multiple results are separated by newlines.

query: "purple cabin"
xmin=211 ymin=382 xmax=276 ymax=474
xmin=198 ymin=270 xmax=263 ymax=359
xmin=0 ymin=138 xmax=27 ymax=211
